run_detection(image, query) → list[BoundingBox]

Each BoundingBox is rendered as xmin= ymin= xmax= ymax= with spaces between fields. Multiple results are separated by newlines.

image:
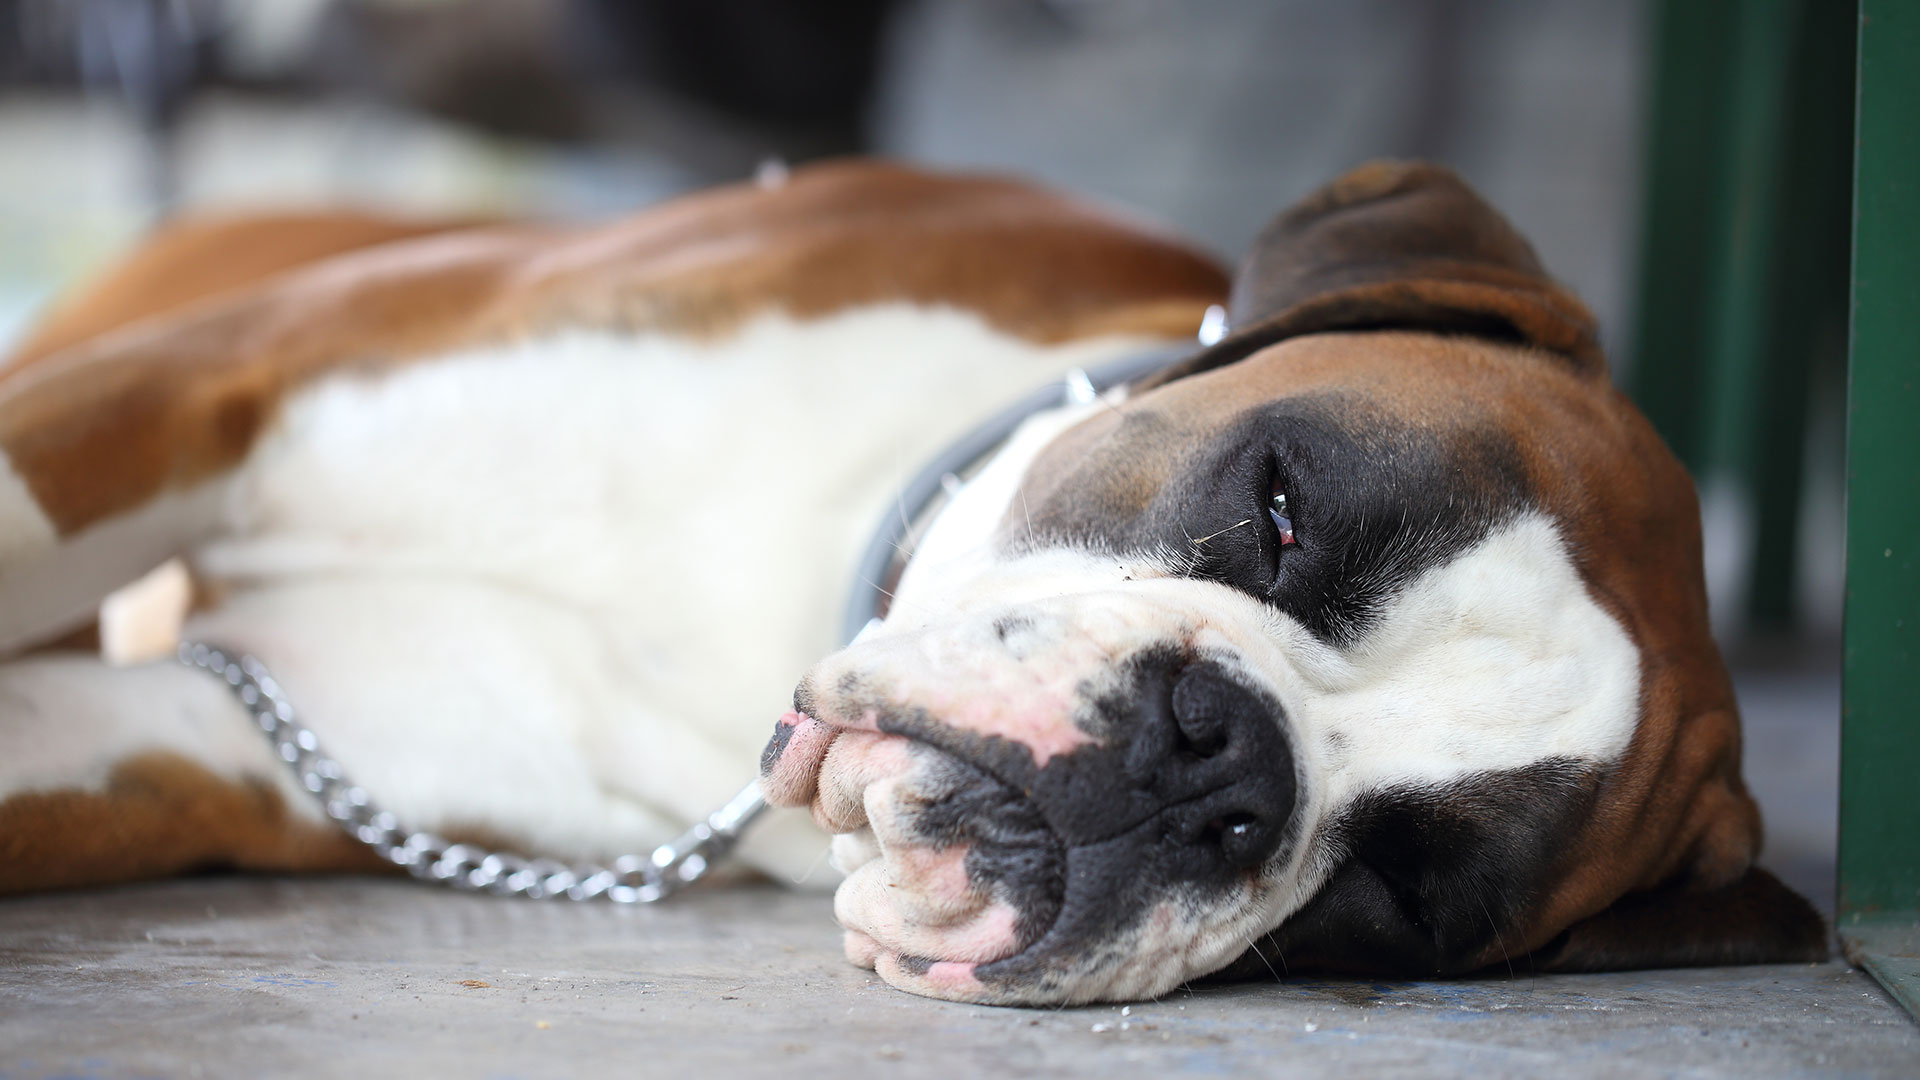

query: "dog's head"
xmin=760 ymin=162 xmax=1825 ymax=1005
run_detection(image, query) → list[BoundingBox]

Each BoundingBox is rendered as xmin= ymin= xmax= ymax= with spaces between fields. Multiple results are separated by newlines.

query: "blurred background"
xmin=0 ymin=0 xmax=1854 ymax=905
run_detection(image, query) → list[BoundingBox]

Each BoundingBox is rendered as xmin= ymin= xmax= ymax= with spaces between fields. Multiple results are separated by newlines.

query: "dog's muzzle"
xmin=759 ymin=633 xmax=1299 ymax=1003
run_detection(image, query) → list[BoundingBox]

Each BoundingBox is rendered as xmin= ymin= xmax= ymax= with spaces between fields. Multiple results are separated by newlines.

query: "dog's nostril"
xmin=1199 ymin=812 xmax=1268 ymax=869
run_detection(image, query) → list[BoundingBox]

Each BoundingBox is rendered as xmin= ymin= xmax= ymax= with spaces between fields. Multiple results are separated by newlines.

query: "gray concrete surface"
xmin=3 ymin=878 xmax=1916 ymax=1080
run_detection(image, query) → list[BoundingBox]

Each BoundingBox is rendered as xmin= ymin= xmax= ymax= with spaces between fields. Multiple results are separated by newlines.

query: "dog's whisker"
xmin=855 ymin=574 xmax=933 ymax=619
xmin=1243 ymin=932 xmax=1283 ymax=984
xmin=1189 ymin=518 xmax=1253 ymax=547
xmin=893 ymin=489 xmax=920 ymax=563
xmin=788 ymin=837 xmax=836 ymax=885
xmin=1476 ymin=890 xmax=1516 ymax=979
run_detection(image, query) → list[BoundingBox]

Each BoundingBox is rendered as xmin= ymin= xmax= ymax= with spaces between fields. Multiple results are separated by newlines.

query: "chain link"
xmin=179 ymin=641 xmax=767 ymax=902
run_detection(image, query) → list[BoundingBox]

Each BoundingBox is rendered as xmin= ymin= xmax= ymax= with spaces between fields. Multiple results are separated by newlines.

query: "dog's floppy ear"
xmin=1532 ymin=865 xmax=1828 ymax=971
xmin=1138 ymin=160 xmax=1604 ymax=390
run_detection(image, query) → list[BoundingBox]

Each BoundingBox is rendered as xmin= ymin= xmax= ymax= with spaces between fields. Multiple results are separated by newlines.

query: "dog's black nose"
xmin=1040 ymin=652 xmax=1297 ymax=876
xmin=1142 ymin=657 xmax=1296 ymax=871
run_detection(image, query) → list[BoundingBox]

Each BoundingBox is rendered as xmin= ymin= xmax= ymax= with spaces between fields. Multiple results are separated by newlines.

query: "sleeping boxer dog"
xmin=0 ymin=160 xmax=1823 ymax=1006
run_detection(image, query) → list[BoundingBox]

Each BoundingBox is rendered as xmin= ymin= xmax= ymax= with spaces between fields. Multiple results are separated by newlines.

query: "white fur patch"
xmin=895 ymin=396 xmax=1109 ymax=606
xmin=0 ymin=649 xmax=320 ymax=819
xmin=1265 ymin=512 xmax=1641 ymax=788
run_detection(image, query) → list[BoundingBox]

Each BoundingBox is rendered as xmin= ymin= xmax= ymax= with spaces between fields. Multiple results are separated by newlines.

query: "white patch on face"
xmin=1052 ymin=888 xmax=1278 ymax=1005
xmin=895 ymin=396 xmax=1111 ymax=598
xmin=1255 ymin=512 xmax=1641 ymax=789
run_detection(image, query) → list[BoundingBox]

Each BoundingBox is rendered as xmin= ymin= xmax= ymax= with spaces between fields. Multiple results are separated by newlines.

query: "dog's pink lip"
xmin=762 ymin=705 xmax=946 ymax=805
xmin=760 ymin=710 xmax=840 ymax=807
xmin=921 ymin=960 xmax=983 ymax=994
xmin=763 ymin=706 xmax=1097 ymax=993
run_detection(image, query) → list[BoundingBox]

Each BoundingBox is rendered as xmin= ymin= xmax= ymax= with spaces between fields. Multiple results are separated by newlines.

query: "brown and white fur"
xmin=0 ymin=160 xmax=1822 ymax=1006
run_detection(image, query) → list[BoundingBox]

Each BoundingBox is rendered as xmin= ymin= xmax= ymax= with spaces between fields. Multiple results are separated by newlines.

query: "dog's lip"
xmin=773 ymin=699 xmax=1047 ymax=804
xmin=761 ymin=706 xmax=988 ymax=810
xmin=758 ymin=706 xmax=1074 ymax=977
xmin=758 ymin=710 xmax=840 ymax=807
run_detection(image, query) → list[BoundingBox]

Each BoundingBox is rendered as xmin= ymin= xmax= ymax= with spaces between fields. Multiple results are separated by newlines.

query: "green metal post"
xmin=1698 ymin=0 xmax=1797 ymax=627
xmin=1732 ymin=2 xmax=1855 ymax=628
xmin=1838 ymin=0 xmax=1920 ymax=1021
xmin=1629 ymin=0 xmax=1854 ymax=633
xmin=1629 ymin=0 xmax=1737 ymax=473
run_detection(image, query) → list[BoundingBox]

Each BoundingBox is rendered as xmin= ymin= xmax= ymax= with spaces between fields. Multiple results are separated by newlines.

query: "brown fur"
xmin=4 ymin=210 xmax=489 ymax=373
xmin=1137 ymin=161 xmax=1602 ymax=391
xmin=0 ymin=160 xmax=1227 ymax=535
xmin=0 ymin=752 xmax=388 ymax=895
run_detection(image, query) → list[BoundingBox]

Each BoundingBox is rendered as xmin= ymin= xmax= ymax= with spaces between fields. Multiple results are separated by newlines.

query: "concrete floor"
xmin=2 ymin=878 xmax=1915 ymax=1080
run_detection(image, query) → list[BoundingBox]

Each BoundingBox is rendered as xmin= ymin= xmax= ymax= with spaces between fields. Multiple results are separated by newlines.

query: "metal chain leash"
xmin=178 ymin=642 xmax=767 ymax=902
